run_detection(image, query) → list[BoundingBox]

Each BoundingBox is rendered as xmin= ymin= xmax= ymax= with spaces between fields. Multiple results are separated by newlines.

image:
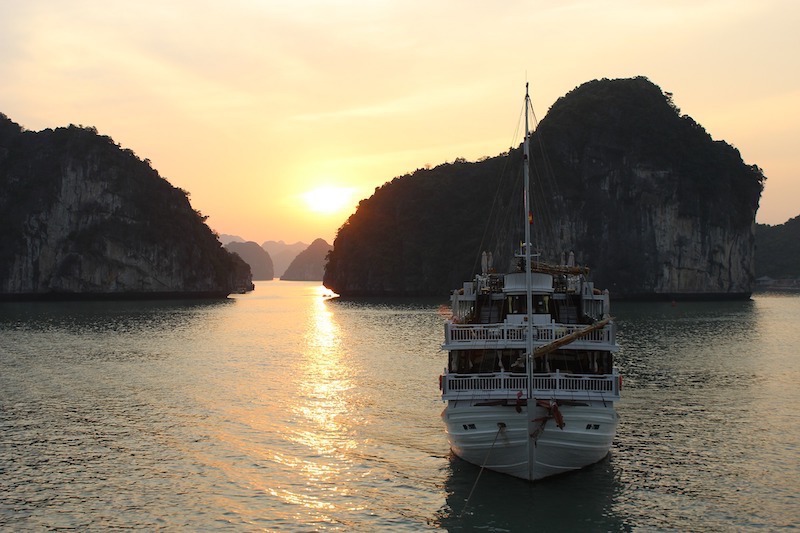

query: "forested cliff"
xmin=324 ymin=77 xmax=764 ymax=299
xmin=0 ymin=115 xmax=253 ymax=299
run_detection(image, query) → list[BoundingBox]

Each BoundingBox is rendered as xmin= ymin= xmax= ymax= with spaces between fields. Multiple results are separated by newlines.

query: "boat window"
xmin=536 ymin=350 xmax=611 ymax=374
xmin=449 ymin=349 xmax=523 ymax=374
xmin=506 ymin=295 xmax=550 ymax=315
xmin=507 ymin=296 xmax=526 ymax=314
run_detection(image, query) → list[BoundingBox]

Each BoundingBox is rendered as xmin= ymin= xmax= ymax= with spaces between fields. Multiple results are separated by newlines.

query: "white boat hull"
xmin=443 ymin=400 xmax=617 ymax=481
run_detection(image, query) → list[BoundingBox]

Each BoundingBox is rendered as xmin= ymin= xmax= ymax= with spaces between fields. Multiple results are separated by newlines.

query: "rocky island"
xmin=281 ymin=238 xmax=332 ymax=281
xmin=324 ymin=77 xmax=764 ymax=299
xmin=224 ymin=241 xmax=274 ymax=280
xmin=0 ymin=114 xmax=253 ymax=299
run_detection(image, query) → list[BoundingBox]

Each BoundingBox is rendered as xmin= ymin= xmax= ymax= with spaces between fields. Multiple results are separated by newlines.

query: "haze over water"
xmin=1 ymin=282 xmax=798 ymax=530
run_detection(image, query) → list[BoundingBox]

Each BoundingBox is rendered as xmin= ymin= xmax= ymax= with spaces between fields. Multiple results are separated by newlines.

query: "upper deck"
xmin=451 ymin=269 xmax=611 ymax=323
xmin=443 ymin=320 xmax=618 ymax=352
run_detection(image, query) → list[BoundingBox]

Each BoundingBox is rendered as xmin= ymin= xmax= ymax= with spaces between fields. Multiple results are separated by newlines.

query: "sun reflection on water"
xmin=278 ymin=285 xmax=359 ymax=519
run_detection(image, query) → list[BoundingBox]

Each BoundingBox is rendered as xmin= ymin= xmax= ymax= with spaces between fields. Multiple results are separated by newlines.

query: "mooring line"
xmin=458 ymin=422 xmax=505 ymax=519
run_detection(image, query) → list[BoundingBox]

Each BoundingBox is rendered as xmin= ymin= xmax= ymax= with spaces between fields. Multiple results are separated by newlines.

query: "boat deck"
xmin=443 ymin=321 xmax=617 ymax=351
xmin=440 ymin=369 xmax=621 ymax=401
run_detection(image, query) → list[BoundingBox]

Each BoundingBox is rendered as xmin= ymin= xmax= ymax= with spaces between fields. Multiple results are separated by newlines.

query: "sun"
xmin=301 ymin=186 xmax=355 ymax=215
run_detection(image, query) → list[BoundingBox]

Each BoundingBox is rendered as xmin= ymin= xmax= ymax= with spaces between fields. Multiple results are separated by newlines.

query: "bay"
xmin=1 ymin=281 xmax=798 ymax=530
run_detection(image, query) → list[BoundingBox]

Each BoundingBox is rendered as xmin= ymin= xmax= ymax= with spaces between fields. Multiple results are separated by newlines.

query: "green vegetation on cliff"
xmin=324 ymin=77 xmax=765 ymax=298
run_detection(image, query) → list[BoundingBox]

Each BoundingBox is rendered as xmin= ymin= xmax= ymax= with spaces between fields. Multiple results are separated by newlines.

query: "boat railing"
xmin=443 ymin=321 xmax=615 ymax=348
xmin=440 ymin=369 xmax=620 ymax=401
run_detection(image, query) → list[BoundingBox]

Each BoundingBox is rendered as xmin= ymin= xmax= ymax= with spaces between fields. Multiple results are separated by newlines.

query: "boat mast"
xmin=523 ymin=83 xmax=534 ymax=399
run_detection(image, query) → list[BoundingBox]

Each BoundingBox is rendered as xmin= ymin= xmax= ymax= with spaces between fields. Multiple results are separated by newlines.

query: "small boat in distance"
xmin=439 ymin=84 xmax=621 ymax=481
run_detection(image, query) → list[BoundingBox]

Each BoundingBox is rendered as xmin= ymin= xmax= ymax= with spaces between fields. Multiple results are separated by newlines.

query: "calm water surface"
xmin=1 ymin=282 xmax=798 ymax=530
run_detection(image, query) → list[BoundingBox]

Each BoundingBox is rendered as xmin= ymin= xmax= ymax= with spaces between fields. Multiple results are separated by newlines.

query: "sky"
xmin=1 ymin=0 xmax=798 ymax=245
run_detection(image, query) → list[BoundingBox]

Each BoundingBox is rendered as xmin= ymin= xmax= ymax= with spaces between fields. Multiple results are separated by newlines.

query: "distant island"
xmin=281 ymin=238 xmax=332 ymax=281
xmin=218 ymin=236 xmax=333 ymax=282
xmin=0 ymin=114 xmax=253 ymax=299
xmin=262 ymin=241 xmax=308 ymax=278
xmin=324 ymin=76 xmax=765 ymax=300
xmin=218 ymin=238 xmax=310 ymax=280
xmin=224 ymin=241 xmax=274 ymax=280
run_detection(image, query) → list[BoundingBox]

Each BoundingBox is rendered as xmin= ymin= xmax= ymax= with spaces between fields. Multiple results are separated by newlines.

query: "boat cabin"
xmin=440 ymin=263 xmax=620 ymax=401
xmin=450 ymin=269 xmax=610 ymax=327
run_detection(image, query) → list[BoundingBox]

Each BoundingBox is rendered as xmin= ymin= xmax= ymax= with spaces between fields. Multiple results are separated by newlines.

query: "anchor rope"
xmin=458 ymin=423 xmax=505 ymax=518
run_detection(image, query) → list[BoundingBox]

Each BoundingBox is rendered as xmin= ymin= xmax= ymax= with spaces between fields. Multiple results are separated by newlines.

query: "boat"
xmin=439 ymin=84 xmax=621 ymax=481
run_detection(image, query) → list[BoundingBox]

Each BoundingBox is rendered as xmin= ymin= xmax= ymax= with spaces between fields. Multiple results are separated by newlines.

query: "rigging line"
xmin=527 ymin=97 xmax=564 ymax=262
xmin=525 ymin=86 xmax=553 ymax=256
xmin=532 ymin=132 xmax=561 ymax=249
xmin=471 ymin=100 xmax=529 ymax=275
xmin=458 ymin=422 xmax=506 ymax=519
xmin=527 ymin=99 xmax=553 ymax=254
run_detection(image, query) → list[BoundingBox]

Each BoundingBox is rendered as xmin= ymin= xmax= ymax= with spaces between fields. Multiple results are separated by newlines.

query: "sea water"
xmin=1 ymin=282 xmax=798 ymax=530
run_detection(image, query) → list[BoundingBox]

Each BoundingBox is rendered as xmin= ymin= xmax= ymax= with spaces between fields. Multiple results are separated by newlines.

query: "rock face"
xmin=224 ymin=241 xmax=274 ymax=280
xmin=530 ymin=78 xmax=763 ymax=299
xmin=0 ymin=115 xmax=253 ymax=299
xmin=323 ymin=77 xmax=764 ymax=299
xmin=281 ymin=238 xmax=332 ymax=281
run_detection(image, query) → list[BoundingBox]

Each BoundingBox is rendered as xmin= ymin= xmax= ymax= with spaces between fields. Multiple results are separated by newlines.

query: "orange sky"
xmin=2 ymin=1 xmax=798 ymax=245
